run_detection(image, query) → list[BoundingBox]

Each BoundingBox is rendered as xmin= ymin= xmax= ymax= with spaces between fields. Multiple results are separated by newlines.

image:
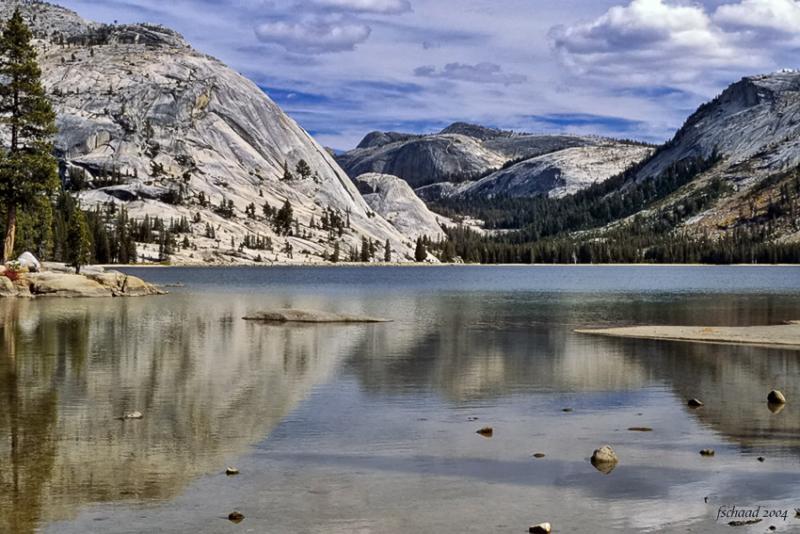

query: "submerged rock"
xmin=476 ymin=427 xmax=494 ymax=438
xmin=767 ymin=390 xmax=787 ymax=404
xmin=688 ymin=398 xmax=704 ymax=407
xmin=242 ymin=309 xmax=389 ymax=324
xmin=532 ymin=453 xmax=546 ymax=459
xmin=728 ymin=518 xmax=761 ymax=527
xmin=627 ymin=427 xmax=653 ymax=432
xmin=529 ymin=522 xmax=551 ymax=534
xmin=590 ymin=445 xmax=618 ymax=474
xmin=120 ymin=411 xmax=143 ymax=420
xmin=699 ymin=449 xmax=715 ymax=456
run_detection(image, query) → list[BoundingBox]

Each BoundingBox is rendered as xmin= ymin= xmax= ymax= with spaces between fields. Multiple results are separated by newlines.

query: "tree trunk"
xmin=3 ymin=206 xmax=17 ymax=263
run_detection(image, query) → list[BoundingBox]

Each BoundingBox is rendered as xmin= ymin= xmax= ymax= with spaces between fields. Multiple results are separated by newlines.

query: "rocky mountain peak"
xmin=439 ymin=122 xmax=507 ymax=141
xmin=638 ymin=70 xmax=800 ymax=180
xmin=2 ymin=1 xmax=187 ymax=48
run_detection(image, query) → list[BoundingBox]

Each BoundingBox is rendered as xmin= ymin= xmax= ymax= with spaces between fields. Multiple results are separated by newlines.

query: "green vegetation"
xmin=0 ymin=9 xmax=58 ymax=261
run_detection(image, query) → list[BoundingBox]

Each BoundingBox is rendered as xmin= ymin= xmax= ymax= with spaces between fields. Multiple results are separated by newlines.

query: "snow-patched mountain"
xmin=337 ymin=123 xmax=603 ymax=189
xmin=353 ymin=173 xmax=452 ymax=240
xmin=454 ymin=143 xmax=652 ymax=199
xmin=7 ymin=1 xmax=417 ymax=264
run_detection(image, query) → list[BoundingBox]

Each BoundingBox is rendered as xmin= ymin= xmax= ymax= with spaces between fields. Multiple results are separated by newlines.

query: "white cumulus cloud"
xmin=254 ymin=20 xmax=371 ymax=53
xmin=715 ymin=0 xmax=800 ymax=35
xmin=549 ymin=0 xmax=767 ymax=85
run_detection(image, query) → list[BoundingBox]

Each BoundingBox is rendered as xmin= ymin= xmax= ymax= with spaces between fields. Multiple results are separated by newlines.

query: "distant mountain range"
xmin=338 ymin=72 xmax=800 ymax=261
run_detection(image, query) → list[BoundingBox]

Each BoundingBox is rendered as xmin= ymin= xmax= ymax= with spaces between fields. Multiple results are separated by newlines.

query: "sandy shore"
xmin=576 ymin=321 xmax=800 ymax=349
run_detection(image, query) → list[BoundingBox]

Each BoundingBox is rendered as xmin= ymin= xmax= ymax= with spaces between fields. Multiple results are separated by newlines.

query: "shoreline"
xmin=576 ymin=322 xmax=800 ymax=349
xmin=108 ymin=262 xmax=800 ymax=269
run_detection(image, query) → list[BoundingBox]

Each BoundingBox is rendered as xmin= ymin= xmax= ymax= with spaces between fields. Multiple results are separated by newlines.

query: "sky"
xmin=57 ymin=0 xmax=800 ymax=150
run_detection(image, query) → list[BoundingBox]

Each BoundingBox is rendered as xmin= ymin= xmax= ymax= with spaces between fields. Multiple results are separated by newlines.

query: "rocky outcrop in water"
xmin=4 ymin=1 xmax=417 ymax=265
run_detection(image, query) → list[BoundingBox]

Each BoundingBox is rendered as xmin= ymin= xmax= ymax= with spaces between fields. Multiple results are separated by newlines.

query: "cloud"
xmin=309 ymin=0 xmax=411 ymax=14
xmin=715 ymin=0 xmax=800 ymax=35
xmin=254 ymin=20 xmax=371 ymax=53
xmin=414 ymin=62 xmax=527 ymax=85
xmin=549 ymin=0 xmax=761 ymax=85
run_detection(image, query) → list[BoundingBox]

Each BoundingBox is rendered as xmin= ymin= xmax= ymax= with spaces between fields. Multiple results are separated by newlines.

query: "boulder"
xmin=121 ymin=274 xmax=164 ymax=296
xmin=28 ymin=273 xmax=112 ymax=298
xmin=688 ymin=398 xmax=704 ymax=407
xmin=228 ymin=511 xmax=245 ymax=523
xmin=17 ymin=252 xmax=41 ymax=272
xmin=225 ymin=467 xmax=240 ymax=476
xmin=120 ymin=411 xmax=143 ymax=420
xmin=0 ymin=275 xmax=15 ymax=297
xmin=529 ymin=523 xmax=551 ymax=534
xmin=590 ymin=445 xmax=618 ymax=474
xmin=476 ymin=427 xmax=494 ymax=437
xmin=767 ymin=390 xmax=786 ymax=404
xmin=700 ymin=449 xmax=715 ymax=456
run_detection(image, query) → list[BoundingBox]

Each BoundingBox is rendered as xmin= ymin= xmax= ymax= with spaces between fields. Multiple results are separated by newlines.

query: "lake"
xmin=2 ymin=266 xmax=800 ymax=533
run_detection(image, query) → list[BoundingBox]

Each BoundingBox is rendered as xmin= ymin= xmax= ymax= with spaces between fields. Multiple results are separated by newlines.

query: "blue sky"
xmin=58 ymin=0 xmax=800 ymax=150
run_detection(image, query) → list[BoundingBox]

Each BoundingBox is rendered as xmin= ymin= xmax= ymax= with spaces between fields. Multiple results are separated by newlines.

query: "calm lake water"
xmin=2 ymin=266 xmax=800 ymax=533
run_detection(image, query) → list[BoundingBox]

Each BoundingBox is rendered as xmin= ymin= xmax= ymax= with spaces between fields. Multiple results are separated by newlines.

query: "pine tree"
xmin=295 ymin=159 xmax=312 ymax=180
xmin=66 ymin=204 xmax=91 ymax=273
xmin=281 ymin=161 xmax=294 ymax=181
xmin=384 ymin=239 xmax=391 ymax=263
xmin=414 ymin=237 xmax=426 ymax=262
xmin=0 ymin=10 xmax=58 ymax=261
xmin=274 ymin=199 xmax=293 ymax=235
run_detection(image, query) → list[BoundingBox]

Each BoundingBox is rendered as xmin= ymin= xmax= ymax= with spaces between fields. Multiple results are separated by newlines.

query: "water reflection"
xmin=0 ymin=278 xmax=798 ymax=533
xmin=0 ymin=297 xmax=368 ymax=533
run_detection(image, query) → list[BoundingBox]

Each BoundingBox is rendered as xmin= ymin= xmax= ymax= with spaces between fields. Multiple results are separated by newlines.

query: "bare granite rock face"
xmin=456 ymin=143 xmax=653 ymax=199
xmin=3 ymin=1 xmax=419 ymax=265
xmin=637 ymin=71 xmax=800 ymax=181
xmin=354 ymin=173 xmax=453 ymax=240
xmin=336 ymin=122 xmax=644 ymax=191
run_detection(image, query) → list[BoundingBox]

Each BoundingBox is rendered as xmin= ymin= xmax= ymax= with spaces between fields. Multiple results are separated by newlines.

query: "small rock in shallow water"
xmin=699 ymin=449 xmax=715 ymax=456
xmin=226 ymin=467 xmax=239 ymax=475
xmin=688 ymin=398 xmax=704 ymax=407
xmin=590 ymin=445 xmax=618 ymax=474
xmin=119 ymin=411 xmax=143 ymax=420
xmin=228 ymin=511 xmax=244 ymax=523
xmin=767 ymin=390 xmax=786 ymax=404
xmin=757 ymin=457 xmax=765 ymax=462
xmin=627 ymin=427 xmax=653 ymax=432
xmin=529 ymin=522 xmax=551 ymax=534
xmin=476 ymin=427 xmax=493 ymax=437
xmin=532 ymin=453 xmax=546 ymax=459
xmin=562 ymin=408 xmax=573 ymax=413
xmin=728 ymin=518 xmax=761 ymax=527
xmin=467 ymin=416 xmax=479 ymax=421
